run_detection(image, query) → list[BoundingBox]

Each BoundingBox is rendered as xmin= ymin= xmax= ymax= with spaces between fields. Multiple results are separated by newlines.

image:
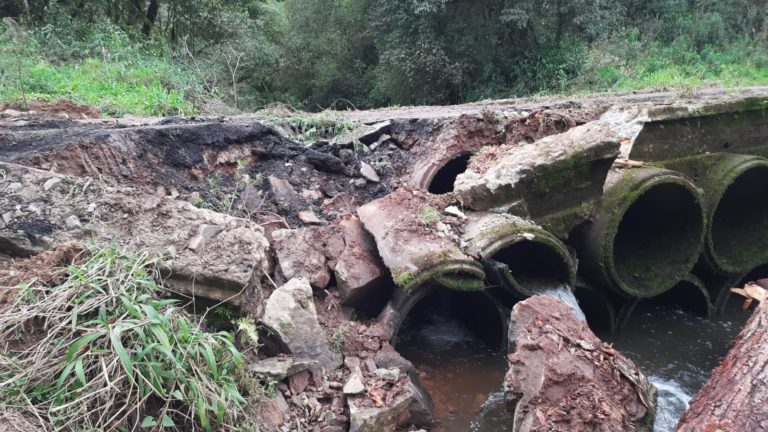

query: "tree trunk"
xmin=143 ymin=0 xmax=158 ymax=35
xmin=676 ymin=299 xmax=768 ymax=431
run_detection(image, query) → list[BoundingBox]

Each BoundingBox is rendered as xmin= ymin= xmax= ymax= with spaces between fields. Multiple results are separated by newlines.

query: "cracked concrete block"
xmin=454 ymin=123 xmax=620 ymax=237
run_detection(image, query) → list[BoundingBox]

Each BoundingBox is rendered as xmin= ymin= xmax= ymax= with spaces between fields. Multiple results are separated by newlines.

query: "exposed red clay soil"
xmin=0 ymin=100 xmax=101 ymax=119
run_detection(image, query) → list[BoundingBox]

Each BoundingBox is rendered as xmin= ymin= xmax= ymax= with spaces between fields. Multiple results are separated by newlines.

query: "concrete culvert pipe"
xmin=691 ymin=154 xmax=768 ymax=274
xmin=578 ymin=167 xmax=705 ymax=298
xmin=426 ymin=153 xmax=472 ymax=194
xmin=464 ymin=213 xmax=576 ymax=298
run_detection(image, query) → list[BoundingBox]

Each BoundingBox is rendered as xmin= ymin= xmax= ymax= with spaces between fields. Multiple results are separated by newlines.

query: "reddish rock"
xmin=334 ymin=215 xmax=387 ymax=306
xmin=289 ymin=370 xmax=311 ymax=395
xmin=504 ymin=295 xmax=655 ymax=432
xmin=273 ymin=227 xmax=334 ymax=289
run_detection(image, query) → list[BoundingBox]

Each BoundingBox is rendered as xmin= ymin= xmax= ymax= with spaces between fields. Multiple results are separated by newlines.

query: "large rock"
xmin=0 ymin=162 xmax=269 ymax=306
xmin=504 ymin=295 xmax=655 ymax=432
xmin=259 ymin=278 xmax=342 ymax=371
xmin=334 ymin=215 xmax=387 ymax=306
xmin=454 ymin=123 xmax=620 ymax=237
xmin=272 ymin=227 xmax=342 ymax=289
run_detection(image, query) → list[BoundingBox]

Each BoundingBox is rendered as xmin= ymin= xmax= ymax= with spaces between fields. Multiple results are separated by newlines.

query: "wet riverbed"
xmin=396 ymin=292 xmax=749 ymax=431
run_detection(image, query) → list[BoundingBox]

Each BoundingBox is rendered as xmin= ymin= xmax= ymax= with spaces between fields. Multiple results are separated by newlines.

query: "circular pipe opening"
xmin=490 ymin=240 xmax=572 ymax=293
xmin=710 ymin=166 xmax=768 ymax=271
xmin=642 ymin=279 xmax=712 ymax=317
xmin=428 ymin=153 xmax=472 ymax=194
xmin=612 ymin=182 xmax=703 ymax=296
xmin=395 ymin=288 xmax=506 ymax=352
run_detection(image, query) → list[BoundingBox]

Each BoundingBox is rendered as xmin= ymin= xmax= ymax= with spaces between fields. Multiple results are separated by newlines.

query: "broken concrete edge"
xmin=578 ymin=167 xmax=706 ymax=298
xmin=644 ymin=94 xmax=768 ymax=122
xmin=453 ymin=122 xmax=620 ymax=237
xmin=661 ymin=153 xmax=768 ymax=274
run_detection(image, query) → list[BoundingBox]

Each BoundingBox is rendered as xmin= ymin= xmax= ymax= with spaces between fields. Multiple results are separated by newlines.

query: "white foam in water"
xmin=651 ymin=376 xmax=692 ymax=432
xmin=539 ymin=285 xmax=587 ymax=322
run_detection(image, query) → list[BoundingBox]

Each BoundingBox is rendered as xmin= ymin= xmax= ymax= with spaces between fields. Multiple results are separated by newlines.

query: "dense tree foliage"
xmin=2 ymin=0 xmax=767 ymax=112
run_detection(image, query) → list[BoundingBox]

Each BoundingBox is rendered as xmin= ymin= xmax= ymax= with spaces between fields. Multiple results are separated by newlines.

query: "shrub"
xmin=0 ymin=247 xmax=249 ymax=431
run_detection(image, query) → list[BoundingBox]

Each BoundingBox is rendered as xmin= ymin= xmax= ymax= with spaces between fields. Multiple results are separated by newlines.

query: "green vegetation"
xmin=0 ymin=247 xmax=263 ymax=431
xmin=418 ymin=205 xmax=441 ymax=227
xmin=0 ymin=0 xmax=766 ymax=116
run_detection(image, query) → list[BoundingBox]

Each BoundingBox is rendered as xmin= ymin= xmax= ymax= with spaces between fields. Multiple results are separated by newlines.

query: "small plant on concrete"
xmin=393 ymin=271 xmax=418 ymax=290
xmin=418 ymin=205 xmax=440 ymax=227
xmin=329 ymin=324 xmax=348 ymax=353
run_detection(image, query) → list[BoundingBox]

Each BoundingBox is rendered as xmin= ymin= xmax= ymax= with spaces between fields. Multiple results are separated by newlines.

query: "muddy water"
xmin=396 ymin=290 xmax=749 ymax=432
xmin=599 ymin=299 xmax=749 ymax=432
xmin=396 ymin=315 xmax=513 ymax=432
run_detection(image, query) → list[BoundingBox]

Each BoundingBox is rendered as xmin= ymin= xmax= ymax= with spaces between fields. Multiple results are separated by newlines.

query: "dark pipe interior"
xmin=711 ymin=166 xmax=768 ymax=268
xmin=643 ymin=280 xmax=710 ymax=316
xmin=574 ymin=287 xmax=614 ymax=332
xmin=613 ymin=183 xmax=702 ymax=291
xmin=395 ymin=288 xmax=505 ymax=350
xmin=428 ymin=153 xmax=472 ymax=194
xmin=491 ymin=241 xmax=570 ymax=291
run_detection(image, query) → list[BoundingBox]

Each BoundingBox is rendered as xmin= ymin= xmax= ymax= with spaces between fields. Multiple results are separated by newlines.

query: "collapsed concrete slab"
xmin=356 ymin=188 xmax=484 ymax=292
xmin=454 ymin=123 xmax=620 ymax=237
xmin=0 ymin=161 xmax=269 ymax=305
xmin=504 ymin=295 xmax=655 ymax=432
xmin=259 ymin=278 xmax=342 ymax=372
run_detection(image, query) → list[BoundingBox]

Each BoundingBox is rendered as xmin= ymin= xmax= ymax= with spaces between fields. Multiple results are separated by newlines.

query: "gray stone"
xmin=343 ymin=369 xmax=365 ymax=395
xmin=268 ymin=176 xmax=301 ymax=207
xmin=241 ymin=184 xmax=263 ymax=213
xmin=357 ymin=120 xmax=392 ymax=145
xmin=360 ymin=162 xmax=380 ymax=182
xmin=298 ymin=210 xmax=323 ymax=225
xmin=6 ymin=182 xmax=22 ymax=193
xmin=373 ymin=350 xmax=413 ymax=373
xmin=251 ymin=356 xmax=311 ymax=381
xmin=64 ymin=215 xmax=82 ymax=229
xmin=259 ymin=278 xmax=342 ymax=371
xmin=363 ymin=358 xmax=377 ymax=373
xmin=42 ymin=177 xmax=62 ymax=191
xmin=373 ymin=367 xmax=400 ymax=383
xmin=344 ymin=356 xmax=362 ymax=371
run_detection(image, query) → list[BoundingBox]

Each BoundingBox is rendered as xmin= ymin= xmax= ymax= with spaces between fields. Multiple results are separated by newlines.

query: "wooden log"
xmin=676 ymin=292 xmax=768 ymax=432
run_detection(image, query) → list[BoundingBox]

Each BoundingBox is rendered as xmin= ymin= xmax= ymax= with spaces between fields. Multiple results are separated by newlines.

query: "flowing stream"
xmin=395 ymin=287 xmax=749 ymax=431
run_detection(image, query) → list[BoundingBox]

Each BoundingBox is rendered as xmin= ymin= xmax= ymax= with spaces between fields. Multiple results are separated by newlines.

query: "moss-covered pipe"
xmin=663 ymin=154 xmax=768 ymax=274
xmin=463 ymin=213 xmax=576 ymax=299
xmin=577 ymin=167 xmax=705 ymax=298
